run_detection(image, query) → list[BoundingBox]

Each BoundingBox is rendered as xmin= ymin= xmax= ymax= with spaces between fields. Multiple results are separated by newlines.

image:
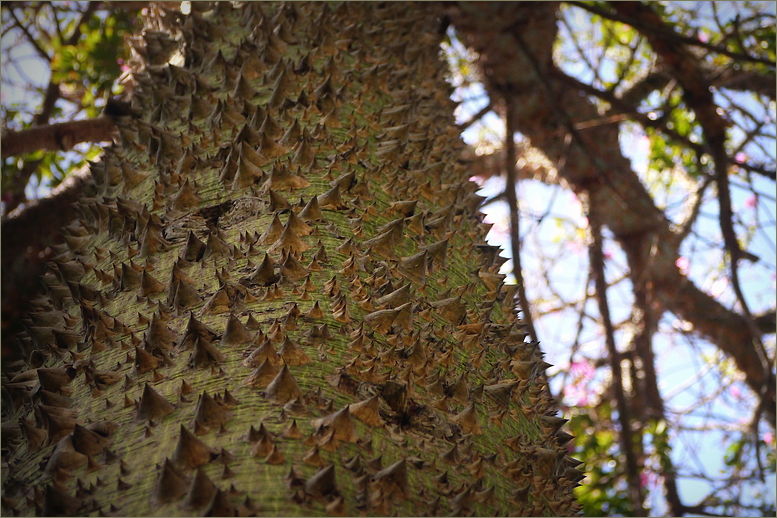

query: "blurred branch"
xmin=753 ymin=310 xmax=776 ymax=335
xmin=504 ymin=102 xmax=538 ymax=344
xmin=711 ymin=69 xmax=776 ymax=102
xmin=568 ymin=1 xmax=777 ymax=67
xmin=559 ymin=73 xmax=708 ymax=158
xmin=676 ymin=173 xmax=714 ymax=242
xmin=628 ymin=234 xmax=684 ymax=516
xmin=587 ymin=207 xmax=647 ymax=516
xmin=6 ymin=7 xmax=50 ymax=61
xmin=458 ymin=101 xmax=492 ymax=131
xmin=50 ymin=2 xmax=64 ymax=43
xmin=617 ymin=71 xmax=672 ymax=106
xmin=613 ymin=2 xmax=774 ymax=428
xmin=450 ymin=1 xmax=776 ymax=426
xmin=1 ymin=115 xmax=116 ymax=157
xmin=564 ymin=73 xmax=777 ymax=182
xmin=4 ymin=1 xmax=101 ymax=214
xmin=677 ymin=506 xmax=728 ymax=517
xmin=742 ymin=161 xmax=776 ymax=180
xmin=35 ymin=1 xmax=99 ymax=124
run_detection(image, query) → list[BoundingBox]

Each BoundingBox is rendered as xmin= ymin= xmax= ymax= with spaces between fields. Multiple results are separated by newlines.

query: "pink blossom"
xmin=570 ymin=359 xmax=595 ymax=380
xmin=744 ymin=194 xmax=757 ymax=209
xmin=735 ymin=152 xmax=748 ymax=164
xmin=640 ymin=471 xmax=659 ymax=489
xmin=563 ymin=384 xmax=589 ymax=406
xmin=729 ymin=385 xmax=741 ymax=399
xmin=675 ymin=256 xmax=690 ymax=275
xmin=469 ymin=175 xmax=485 ymax=187
xmin=763 ymin=432 xmax=774 ymax=445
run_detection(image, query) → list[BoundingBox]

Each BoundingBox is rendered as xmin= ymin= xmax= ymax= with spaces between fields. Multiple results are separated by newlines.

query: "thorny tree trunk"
xmin=0 ymin=3 xmax=581 ymax=516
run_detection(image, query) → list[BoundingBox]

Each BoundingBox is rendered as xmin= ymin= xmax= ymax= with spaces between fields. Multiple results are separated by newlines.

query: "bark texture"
xmin=1 ymin=3 xmax=580 ymax=516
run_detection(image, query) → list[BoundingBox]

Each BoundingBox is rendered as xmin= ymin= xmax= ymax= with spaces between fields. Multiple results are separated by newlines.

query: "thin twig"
xmin=458 ymin=101 xmax=492 ymax=131
xmin=504 ymin=102 xmax=538 ymax=344
xmin=676 ymin=172 xmax=714 ymax=242
xmin=587 ymin=207 xmax=646 ymax=516
xmin=7 ymin=7 xmax=50 ymax=61
xmin=50 ymin=2 xmax=64 ymax=44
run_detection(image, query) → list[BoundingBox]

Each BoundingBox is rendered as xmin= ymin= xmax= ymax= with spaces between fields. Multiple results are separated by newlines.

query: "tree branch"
xmin=753 ymin=310 xmax=776 ymax=335
xmin=1 ymin=115 xmax=116 ymax=157
xmin=449 ymin=1 xmax=776 ymax=425
xmin=558 ymin=73 xmax=709 ymax=159
xmin=588 ymin=207 xmax=647 ymax=516
xmin=4 ymin=1 xmax=101 ymax=213
xmin=616 ymin=71 xmax=672 ymax=107
xmin=504 ymin=102 xmax=538 ymax=344
xmin=7 ymin=7 xmax=50 ymax=61
xmin=612 ymin=1 xmax=774 ymax=426
xmin=628 ymin=234 xmax=685 ymax=516
xmin=710 ymin=69 xmax=777 ymax=102
xmin=567 ymin=1 xmax=777 ymax=67
xmin=561 ymin=73 xmax=777 ymax=181
xmin=458 ymin=101 xmax=492 ymax=131
xmin=676 ymin=173 xmax=714 ymax=242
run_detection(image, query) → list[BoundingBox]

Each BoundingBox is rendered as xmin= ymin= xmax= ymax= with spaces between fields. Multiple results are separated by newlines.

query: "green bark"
xmin=1 ymin=3 xmax=581 ymax=516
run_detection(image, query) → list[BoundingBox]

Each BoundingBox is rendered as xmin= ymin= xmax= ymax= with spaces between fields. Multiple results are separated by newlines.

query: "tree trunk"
xmin=0 ymin=3 xmax=580 ymax=516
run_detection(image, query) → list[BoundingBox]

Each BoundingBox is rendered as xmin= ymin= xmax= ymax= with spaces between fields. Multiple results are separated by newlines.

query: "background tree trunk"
xmin=1 ymin=3 xmax=580 ymax=516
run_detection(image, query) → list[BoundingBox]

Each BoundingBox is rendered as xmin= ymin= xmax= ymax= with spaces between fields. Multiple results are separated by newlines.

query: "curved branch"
xmin=567 ymin=1 xmax=777 ymax=67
